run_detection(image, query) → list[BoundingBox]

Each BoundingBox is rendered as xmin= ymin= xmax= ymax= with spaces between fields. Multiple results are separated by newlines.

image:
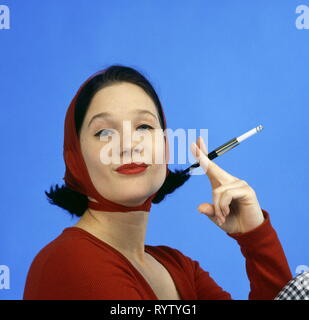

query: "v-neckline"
xmin=119 ymin=244 xmax=182 ymax=300
xmin=64 ymin=226 xmax=182 ymax=300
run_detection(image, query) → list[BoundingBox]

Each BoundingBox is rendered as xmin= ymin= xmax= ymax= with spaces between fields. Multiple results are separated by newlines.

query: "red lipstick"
xmin=116 ymin=163 xmax=149 ymax=175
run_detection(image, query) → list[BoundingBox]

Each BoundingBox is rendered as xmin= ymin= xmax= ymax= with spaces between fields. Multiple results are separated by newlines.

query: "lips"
xmin=116 ymin=162 xmax=149 ymax=172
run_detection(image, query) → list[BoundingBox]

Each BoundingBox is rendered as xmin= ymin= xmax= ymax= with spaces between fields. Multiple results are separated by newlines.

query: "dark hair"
xmin=45 ymin=65 xmax=191 ymax=217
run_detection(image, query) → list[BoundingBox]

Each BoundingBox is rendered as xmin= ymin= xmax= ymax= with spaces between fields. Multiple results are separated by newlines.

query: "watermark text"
xmin=0 ymin=265 xmax=10 ymax=290
xmin=296 ymin=4 xmax=309 ymax=29
xmin=0 ymin=5 xmax=10 ymax=30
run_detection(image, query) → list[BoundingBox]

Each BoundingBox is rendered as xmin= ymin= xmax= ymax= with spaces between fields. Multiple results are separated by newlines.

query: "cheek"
xmin=149 ymin=163 xmax=167 ymax=188
xmin=81 ymin=139 xmax=109 ymax=178
xmin=150 ymin=131 xmax=166 ymax=165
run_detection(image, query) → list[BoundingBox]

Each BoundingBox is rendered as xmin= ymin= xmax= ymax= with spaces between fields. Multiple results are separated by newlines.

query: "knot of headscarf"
xmin=62 ymin=69 xmax=170 ymax=212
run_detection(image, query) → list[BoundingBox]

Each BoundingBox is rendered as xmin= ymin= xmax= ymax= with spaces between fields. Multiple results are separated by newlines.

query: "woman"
xmin=23 ymin=65 xmax=292 ymax=300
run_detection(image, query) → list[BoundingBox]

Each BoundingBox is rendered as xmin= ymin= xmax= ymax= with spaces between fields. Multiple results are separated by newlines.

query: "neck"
xmin=74 ymin=207 xmax=149 ymax=265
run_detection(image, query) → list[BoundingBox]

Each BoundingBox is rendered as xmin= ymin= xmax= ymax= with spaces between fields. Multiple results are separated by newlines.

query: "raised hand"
xmin=190 ymin=136 xmax=265 ymax=234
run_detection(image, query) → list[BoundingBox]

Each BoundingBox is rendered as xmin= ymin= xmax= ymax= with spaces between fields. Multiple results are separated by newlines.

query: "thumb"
xmin=197 ymin=203 xmax=221 ymax=225
xmin=197 ymin=203 xmax=215 ymax=216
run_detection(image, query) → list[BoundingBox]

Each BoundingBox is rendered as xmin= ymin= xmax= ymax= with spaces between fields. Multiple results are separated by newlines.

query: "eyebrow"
xmin=88 ymin=109 xmax=158 ymax=128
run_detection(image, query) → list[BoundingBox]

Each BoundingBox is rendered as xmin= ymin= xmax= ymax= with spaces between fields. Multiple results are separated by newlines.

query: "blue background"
xmin=1 ymin=0 xmax=308 ymax=300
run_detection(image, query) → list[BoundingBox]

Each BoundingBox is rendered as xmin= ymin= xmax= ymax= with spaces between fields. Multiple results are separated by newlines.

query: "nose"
xmin=118 ymin=124 xmax=145 ymax=162
xmin=120 ymin=138 xmax=143 ymax=159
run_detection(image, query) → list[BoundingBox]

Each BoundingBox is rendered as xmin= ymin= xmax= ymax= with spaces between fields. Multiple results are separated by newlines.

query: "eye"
xmin=94 ymin=129 xmax=114 ymax=137
xmin=94 ymin=124 xmax=153 ymax=137
xmin=137 ymin=124 xmax=154 ymax=131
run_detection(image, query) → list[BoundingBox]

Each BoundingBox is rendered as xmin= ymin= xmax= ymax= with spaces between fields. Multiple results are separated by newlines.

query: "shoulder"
xmin=26 ymin=228 xmax=121 ymax=286
xmin=24 ymin=228 xmax=128 ymax=299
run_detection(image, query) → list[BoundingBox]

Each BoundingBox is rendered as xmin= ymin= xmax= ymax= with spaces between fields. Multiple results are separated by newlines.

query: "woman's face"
xmin=79 ymin=82 xmax=169 ymax=207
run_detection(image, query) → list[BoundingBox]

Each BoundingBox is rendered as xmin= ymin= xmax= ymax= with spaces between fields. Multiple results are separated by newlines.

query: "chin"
xmin=114 ymin=191 xmax=155 ymax=207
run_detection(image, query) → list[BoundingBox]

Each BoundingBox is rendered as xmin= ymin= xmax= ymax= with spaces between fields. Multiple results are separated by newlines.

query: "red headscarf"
xmin=62 ymin=69 xmax=170 ymax=212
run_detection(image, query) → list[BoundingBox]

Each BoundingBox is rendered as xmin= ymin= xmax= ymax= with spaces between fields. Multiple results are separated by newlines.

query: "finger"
xmin=194 ymin=137 xmax=238 ymax=186
xmin=197 ymin=193 xmax=225 ymax=226
xmin=211 ymin=180 xmax=247 ymax=224
xmin=198 ymin=203 xmax=223 ymax=226
xmin=212 ymin=189 xmax=226 ymax=226
xmin=198 ymin=203 xmax=215 ymax=216
xmin=213 ymin=180 xmax=248 ymax=216
xmin=194 ymin=166 xmax=243 ymax=226
xmin=191 ymin=141 xmax=210 ymax=173
xmin=219 ymin=185 xmax=252 ymax=216
xmin=197 ymin=136 xmax=208 ymax=156
xmin=219 ymin=190 xmax=234 ymax=217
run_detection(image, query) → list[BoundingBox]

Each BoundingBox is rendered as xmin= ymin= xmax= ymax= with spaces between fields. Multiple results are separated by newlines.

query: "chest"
xmin=131 ymin=254 xmax=181 ymax=300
